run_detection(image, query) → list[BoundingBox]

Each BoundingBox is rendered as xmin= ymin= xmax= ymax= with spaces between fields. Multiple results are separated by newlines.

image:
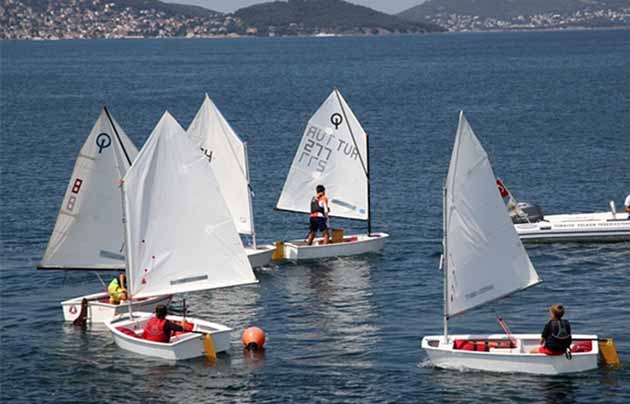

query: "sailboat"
xmin=421 ymin=112 xmax=600 ymax=375
xmin=105 ymin=112 xmax=257 ymax=360
xmin=38 ymin=107 xmax=170 ymax=323
xmin=496 ymin=178 xmax=630 ymax=243
xmin=187 ymin=95 xmax=275 ymax=267
xmin=275 ymin=88 xmax=389 ymax=261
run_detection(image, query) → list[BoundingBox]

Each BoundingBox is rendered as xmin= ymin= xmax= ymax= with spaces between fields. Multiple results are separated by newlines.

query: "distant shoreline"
xmin=3 ymin=25 xmax=629 ymax=41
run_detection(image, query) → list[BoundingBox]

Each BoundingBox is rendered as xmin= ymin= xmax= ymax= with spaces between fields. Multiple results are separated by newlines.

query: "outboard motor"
xmin=512 ymin=202 xmax=544 ymax=224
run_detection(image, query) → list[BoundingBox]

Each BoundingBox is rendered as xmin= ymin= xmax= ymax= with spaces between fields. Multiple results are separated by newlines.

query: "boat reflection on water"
xmin=426 ymin=369 xmax=579 ymax=404
xmin=282 ymin=255 xmax=381 ymax=367
xmin=243 ymin=347 xmax=266 ymax=369
xmin=540 ymin=378 xmax=577 ymax=404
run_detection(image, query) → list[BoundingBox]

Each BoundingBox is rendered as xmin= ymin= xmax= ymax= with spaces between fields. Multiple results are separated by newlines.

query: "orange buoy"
xmin=242 ymin=326 xmax=266 ymax=351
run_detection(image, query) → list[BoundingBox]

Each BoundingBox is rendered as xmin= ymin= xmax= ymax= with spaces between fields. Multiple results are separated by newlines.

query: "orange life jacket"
xmin=143 ymin=317 xmax=169 ymax=343
xmin=310 ymin=194 xmax=329 ymax=217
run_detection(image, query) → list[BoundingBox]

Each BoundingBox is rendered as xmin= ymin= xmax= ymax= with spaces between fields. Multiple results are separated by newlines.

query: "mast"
xmin=333 ymin=88 xmax=370 ymax=232
xmin=366 ymin=132 xmax=372 ymax=235
xmin=442 ymin=183 xmax=449 ymax=342
xmin=120 ymin=180 xmax=134 ymax=318
xmin=107 ymin=105 xmax=133 ymax=317
xmin=244 ymin=142 xmax=256 ymax=249
xmin=103 ymin=105 xmax=133 ymax=167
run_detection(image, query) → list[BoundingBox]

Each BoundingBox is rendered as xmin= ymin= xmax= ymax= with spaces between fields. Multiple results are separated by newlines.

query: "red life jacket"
xmin=143 ymin=317 xmax=169 ymax=343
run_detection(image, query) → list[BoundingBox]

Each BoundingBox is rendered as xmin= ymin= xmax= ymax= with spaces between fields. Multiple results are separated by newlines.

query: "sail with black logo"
xmin=38 ymin=107 xmax=138 ymax=270
xmin=276 ymin=88 xmax=369 ymax=221
xmin=274 ymin=88 xmax=389 ymax=261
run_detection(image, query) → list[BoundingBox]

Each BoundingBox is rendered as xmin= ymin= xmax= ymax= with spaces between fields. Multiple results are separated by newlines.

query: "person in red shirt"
xmin=307 ymin=185 xmax=330 ymax=246
xmin=143 ymin=304 xmax=185 ymax=343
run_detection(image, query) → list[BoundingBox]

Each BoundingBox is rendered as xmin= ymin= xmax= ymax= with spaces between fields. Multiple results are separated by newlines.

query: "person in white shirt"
xmin=625 ymin=193 xmax=630 ymax=214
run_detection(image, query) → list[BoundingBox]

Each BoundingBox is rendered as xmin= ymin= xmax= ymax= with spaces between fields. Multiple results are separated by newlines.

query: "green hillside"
xmin=235 ymin=0 xmax=445 ymax=34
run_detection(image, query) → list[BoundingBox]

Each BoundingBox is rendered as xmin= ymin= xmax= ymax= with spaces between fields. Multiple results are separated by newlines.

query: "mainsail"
xmin=39 ymin=107 xmax=137 ymax=269
xmin=122 ymin=112 xmax=257 ymax=299
xmin=187 ymin=94 xmax=253 ymax=235
xmin=444 ymin=112 xmax=540 ymax=317
xmin=276 ymin=88 xmax=369 ymax=221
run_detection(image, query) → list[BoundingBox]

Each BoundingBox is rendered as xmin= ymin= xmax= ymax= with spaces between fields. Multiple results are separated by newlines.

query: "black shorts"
xmin=309 ymin=216 xmax=328 ymax=232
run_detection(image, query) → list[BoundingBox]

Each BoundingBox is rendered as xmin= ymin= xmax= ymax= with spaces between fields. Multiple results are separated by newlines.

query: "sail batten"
xmin=123 ymin=112 xmax=256 ymax=300
xmin=276 ymin=89 xmax=369 ymax=221
xmin=187 ymin=95 xmax=253 ymax=235
xmin=39 ymin=108 xmax=138 ymax=270
xmin=444 ymin=112 xmax=541 ymax=318
xmin=446 ymin=279 xmax=542 ymax=319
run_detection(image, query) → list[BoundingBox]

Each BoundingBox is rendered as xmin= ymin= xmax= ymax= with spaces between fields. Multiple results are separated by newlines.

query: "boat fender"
xmin=565 ymin=349 xmax=572 ymax=360
xmin=174 ymin=320 xmax=194 ymax=332
xmin=242 ymin=326 xmax=266 ymax=351
xmin=478 ymin=341 xmax=489 ymax=351
xmin=570 ymin=340 xmax=592 ymax=353
xmin=116 ymin=327 xmax=141 ymax=339
xmin=453 ymin=340 xmax=489 ymax=351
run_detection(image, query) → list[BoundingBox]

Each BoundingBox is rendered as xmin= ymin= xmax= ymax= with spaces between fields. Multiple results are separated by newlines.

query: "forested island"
xmin=1 ymin=0 xmax=441 ymax=40
xmin=2 ymin=0 xmax=629 ymax=40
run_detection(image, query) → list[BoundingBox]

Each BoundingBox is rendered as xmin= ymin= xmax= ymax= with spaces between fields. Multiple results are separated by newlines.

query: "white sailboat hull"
xmin=282 ymin=232 xmax=388 ymax=261
xmin=105 ymin=312 xmax=232 ymax=361
xmin=516 ymin=212 xmax=630 ymax=242
xmin=245 ymin=244 xmax=275 ymax=268
xmin=421 ymin=333 xmax=599 ymax=375
xmin=61 ymin=292 xmax=172 ymax=324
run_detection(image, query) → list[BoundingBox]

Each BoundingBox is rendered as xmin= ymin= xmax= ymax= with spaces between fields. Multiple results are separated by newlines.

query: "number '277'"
xmin=299 ymin=139 xmax=332 ymax=172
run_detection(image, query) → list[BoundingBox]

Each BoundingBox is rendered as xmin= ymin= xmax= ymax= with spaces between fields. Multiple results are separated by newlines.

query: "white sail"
xmin=276 ymin=88 xmax=369 ymax=220
xmin=186 ymin=94 xmax=253 ymax=235
xmin=122 ymin=112 xmax=257 ymax=299
xmin=39 ymin=108 xmax=138 ymax=269
xmin=445 ymin=112 xmax=540 ymax=317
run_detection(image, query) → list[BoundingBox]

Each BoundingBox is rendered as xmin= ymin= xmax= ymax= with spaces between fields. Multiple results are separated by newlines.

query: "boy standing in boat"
xmin=624 ymin=193 xmax=630 ymax=214
xmin=531 ymin=304 xmax=572 ymax=354
xmin=307 ymin=185 xmax=330 ymax=245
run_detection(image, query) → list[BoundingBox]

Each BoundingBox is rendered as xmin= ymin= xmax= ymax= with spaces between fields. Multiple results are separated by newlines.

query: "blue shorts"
xmin=309 ymin=217 xmax=328 ymax=232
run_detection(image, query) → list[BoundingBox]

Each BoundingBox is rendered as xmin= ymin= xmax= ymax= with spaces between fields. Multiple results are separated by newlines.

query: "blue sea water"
xmin=1 ymin=30 xmax=629 ymax=403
